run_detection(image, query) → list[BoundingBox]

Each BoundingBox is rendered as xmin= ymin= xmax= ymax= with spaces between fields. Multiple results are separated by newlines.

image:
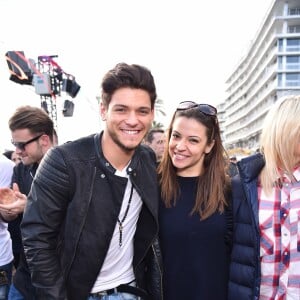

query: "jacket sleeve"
xmin=21 ymin=147 xmax=71 ymax=300
xmin=145 ymin=237 xmax=163 ymax=300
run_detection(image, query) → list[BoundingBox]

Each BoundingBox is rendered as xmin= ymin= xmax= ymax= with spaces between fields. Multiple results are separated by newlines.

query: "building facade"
xmin=223 ymin=0 xmax=300 ymax=152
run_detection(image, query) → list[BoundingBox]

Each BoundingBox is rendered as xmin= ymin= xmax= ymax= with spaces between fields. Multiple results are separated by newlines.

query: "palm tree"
xmin=155 ymin=98 xmax=166 ymax=119
xmin=153 ymin=97 xmax=167 ymax=128
xmin=152 ymin=120 xmax=165 ymax=129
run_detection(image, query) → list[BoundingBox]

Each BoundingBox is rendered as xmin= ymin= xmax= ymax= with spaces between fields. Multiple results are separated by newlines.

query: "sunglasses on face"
xmin=176 ymin=101 xmax=217 ymax=116
xmin=11 ymin=134 xmax=44 ymax=151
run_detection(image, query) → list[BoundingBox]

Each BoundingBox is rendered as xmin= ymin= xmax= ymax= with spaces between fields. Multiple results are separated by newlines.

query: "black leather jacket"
xmin=10 ymin=162 xmax=38 ymax=300
xmin=21 ymin=133 xmax=163 ymax=300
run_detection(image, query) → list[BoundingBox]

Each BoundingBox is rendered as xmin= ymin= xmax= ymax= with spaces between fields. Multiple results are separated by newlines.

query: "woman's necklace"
xmin=117 ymin=183 xmax=134 ymax=247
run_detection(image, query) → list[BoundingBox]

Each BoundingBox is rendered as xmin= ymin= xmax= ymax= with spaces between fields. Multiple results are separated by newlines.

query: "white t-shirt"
xmin=0 ymin=155 xmax=14 ymax=266
xmin=91 ymin=165 xmax=143 ymax=293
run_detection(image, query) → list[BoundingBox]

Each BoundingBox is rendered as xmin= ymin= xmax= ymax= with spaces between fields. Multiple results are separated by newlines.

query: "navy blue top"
xmin=159 ymin=176 xmax=230 ymax=300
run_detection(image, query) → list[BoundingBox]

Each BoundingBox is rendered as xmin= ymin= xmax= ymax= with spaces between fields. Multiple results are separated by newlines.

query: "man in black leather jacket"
xmin=1 ymin=105 xmax=56 ymax=300
xmin=21 ymin=63 xmax=163 ymax=300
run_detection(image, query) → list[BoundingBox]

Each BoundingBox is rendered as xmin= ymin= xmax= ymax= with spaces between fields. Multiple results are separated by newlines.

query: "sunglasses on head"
xmin=176 ymin=101 xmax=217 ymax=116
xmin=11 ymin=134 xmax=44 ymax=151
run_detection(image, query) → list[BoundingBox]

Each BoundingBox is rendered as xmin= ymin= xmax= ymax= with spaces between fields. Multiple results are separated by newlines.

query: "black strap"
xmin=91 ymin=284 xmax=150 ymax=299
xmin=116 ymin=284 xmax=149 ymax=299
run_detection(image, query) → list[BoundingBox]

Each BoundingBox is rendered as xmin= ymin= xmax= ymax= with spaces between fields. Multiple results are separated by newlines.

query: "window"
xmin=288 ymin=8 xmax=300 ymax=15
xmin=278 ymin=56 xmax=283 ymax=69
xmin=286 ymin=73 xmax=300 ymax=86
xmin=286 ymin=39 xmax=300 ymax=52
xmin=277 ymin=73 xmax=283 ymax=87
xmin=286 ymin=56 xmax=300 ymax=70
xmin=288 ymin=25 xmax=300 ymax=34
xmin=278 ymin=39 xmax=283 ymax=52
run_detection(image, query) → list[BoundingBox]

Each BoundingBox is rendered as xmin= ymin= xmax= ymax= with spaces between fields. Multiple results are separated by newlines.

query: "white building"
xmin=223 ymin=0 xmax=300 ymax=152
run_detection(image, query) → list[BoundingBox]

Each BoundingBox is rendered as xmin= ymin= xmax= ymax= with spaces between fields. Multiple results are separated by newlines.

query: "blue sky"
xmin=0 ymin=0 xmax=273 ymax=151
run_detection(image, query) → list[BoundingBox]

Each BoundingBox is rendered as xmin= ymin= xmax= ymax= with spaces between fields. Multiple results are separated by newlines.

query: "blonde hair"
xmin=260 ymin=95 xmax=300 ymax=194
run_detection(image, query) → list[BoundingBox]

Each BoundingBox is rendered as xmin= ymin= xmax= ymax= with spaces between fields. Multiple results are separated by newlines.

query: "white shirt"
xmin=0 ymin=155 xmax=14 ymax=266
xmin=91 ymin=165 xmax=143 ymax=293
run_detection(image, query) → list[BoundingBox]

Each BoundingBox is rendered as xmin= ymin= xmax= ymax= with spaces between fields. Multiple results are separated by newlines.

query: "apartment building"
xmin=222 ymin=0 xmax=300 ymax=152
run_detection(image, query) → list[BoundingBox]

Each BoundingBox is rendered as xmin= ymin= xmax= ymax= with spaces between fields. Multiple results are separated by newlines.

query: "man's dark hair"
xmin=145 ymin=128 xmax=165 ymax=144
xmin=101 ymin=63 xmax=157 ymax=109
xmin=9 ymin=105 xmax=54 ymax=141
xmin=3 ymin=150 xmax=13 ymax=160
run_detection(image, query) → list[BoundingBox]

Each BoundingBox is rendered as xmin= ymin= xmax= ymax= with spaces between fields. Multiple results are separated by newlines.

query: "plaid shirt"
xmin=258 ymin=165 xmax=300 ymax=300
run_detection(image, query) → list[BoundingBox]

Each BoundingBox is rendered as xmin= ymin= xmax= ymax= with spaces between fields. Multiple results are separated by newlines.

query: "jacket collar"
xmin=237 ymin=153 xmax=265 ymax=183
xmin=93 ymin=131 xmax=143 ymax=176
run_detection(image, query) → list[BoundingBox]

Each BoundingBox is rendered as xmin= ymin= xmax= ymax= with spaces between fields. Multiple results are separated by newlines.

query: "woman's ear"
xmin=205 ymin=139 xmax=215 ymax=154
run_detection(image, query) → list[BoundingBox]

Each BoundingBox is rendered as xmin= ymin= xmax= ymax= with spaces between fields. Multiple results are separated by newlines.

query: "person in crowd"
xmin=2 ymin=151 xmax=21 ymax=165
xmin=228 ymin=95 xmax=300 ymax=299
xmin=228 ymin=156 xmax=239 ymax=177
xmin=2 ymin=150 xmax=21 ymax=270
xmin=21 ymin=63 xmax=162 ymax=300
xmin=0 ymin=154 xmax=15 ymax=300
xmin=144 ymin=128 xmax=166 ymax=163
xmin=158 ymin=101 xmax=232 ymax=300
xmin=0 ymin=105 xmax=56 ymax=300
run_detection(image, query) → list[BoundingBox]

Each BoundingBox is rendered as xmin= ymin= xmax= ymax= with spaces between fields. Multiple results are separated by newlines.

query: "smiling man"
xmin=21 ymin=63 xmax=163 ymax=300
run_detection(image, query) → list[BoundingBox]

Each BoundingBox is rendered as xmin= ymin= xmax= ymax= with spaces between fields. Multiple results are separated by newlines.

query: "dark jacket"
xmin=21 ymin=133 xmax=162 ymax=300
xmin=228 ymin=153 xmax=265 ymax=300
xmin=10 ymin=162 xmax=38 ymax=300
xmin=228 ymin=162 xmax=239 ymax=178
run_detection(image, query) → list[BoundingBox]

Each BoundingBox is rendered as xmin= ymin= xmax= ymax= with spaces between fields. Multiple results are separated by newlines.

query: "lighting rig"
xmin=5 ymin=51 xmax=81 ymax=129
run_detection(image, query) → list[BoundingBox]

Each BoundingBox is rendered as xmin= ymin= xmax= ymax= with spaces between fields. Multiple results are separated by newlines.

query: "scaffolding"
xmin=5 ymin=51 xmax=80 ymax=131
xmin=35 ymin=55 xmax=63 ymax=129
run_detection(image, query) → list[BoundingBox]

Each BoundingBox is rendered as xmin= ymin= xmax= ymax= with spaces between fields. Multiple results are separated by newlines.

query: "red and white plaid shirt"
xmin=258 ymin=165 xmax=300 ymax=300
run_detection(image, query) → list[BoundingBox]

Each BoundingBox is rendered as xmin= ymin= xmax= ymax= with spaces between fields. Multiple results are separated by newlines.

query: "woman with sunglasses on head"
xmin=158 ymin=101 xmax=232 ymax=300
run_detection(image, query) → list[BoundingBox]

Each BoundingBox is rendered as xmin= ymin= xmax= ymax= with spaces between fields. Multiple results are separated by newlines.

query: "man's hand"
xmin=0 ymin=183 xmax=27 ymax=220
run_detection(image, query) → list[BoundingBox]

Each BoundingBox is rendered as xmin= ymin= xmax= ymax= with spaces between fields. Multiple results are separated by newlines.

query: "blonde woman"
xmin=229 ymin=95 xmax=300 ymax=299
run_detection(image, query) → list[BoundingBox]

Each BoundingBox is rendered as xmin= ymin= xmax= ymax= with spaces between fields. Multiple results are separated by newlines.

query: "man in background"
xmin=0 ymin=105 xmax=56 ymax=300
xmin=3 ymin=150 xmax=21 ymax=165
xmin=228 ymin=156 xmax=239 ymax=177
xmin=0 ymin=154 xmax=15 ymax=300
xmin=144 ymin=128 xmax=166 ymax=163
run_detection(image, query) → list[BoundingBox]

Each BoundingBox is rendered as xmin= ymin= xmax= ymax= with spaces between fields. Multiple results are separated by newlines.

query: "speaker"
xmin=62 ymin=78 xmax=81 ymax=98
xmin=62 ymin=100 xmax=74 ymax=117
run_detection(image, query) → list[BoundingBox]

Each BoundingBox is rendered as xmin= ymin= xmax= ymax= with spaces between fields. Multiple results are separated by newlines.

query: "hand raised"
xmin=0 ymin=183 xmax=27 ymax=216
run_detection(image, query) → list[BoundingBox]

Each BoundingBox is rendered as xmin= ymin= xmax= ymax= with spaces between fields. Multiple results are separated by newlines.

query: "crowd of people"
xmin=0 ymin=62 xmax=300 ymax=300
